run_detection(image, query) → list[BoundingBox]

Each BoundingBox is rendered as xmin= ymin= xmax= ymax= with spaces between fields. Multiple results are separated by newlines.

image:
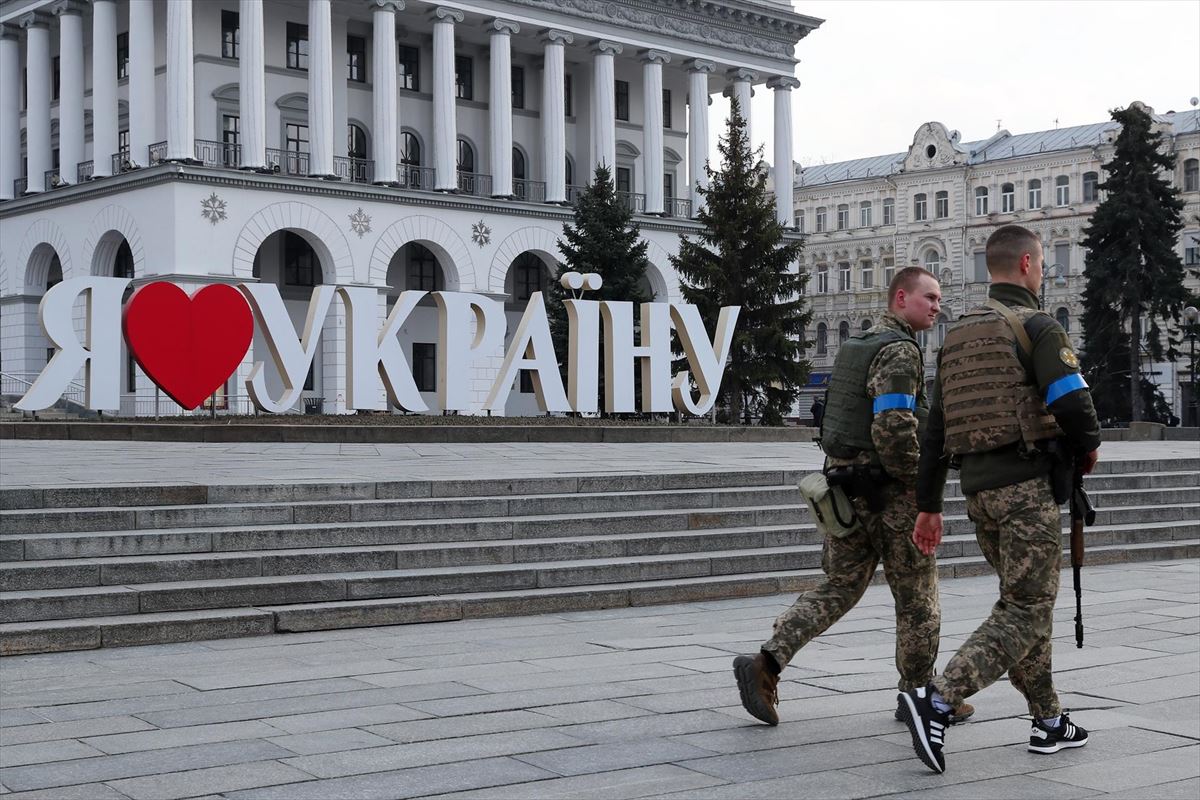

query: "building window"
xmin=935 ymin=191 xmax=949 ymax=219
xmin=816 ymin=323 xmax=828 ymax=355
xmin=1055 ymin=175 xmax=1069 ymax=206
xmin=973 ymin=250 xmax=988 ymax=282
xmin=116 ymin=32 xmax=129 ymax=79
xmin=1055 ymin=307 xmax=1070 ymax=334
xmin=1183 ymin=245 xmax=1199 ymax=266
xmin=398 ymin=45 xmax=419 ymax=91
xmin=407 ymin=243 xmax=442 ymax=291
xmin=883 ymin=256 xmax=895 ymax=286
xmin=511 ymin=65 xmax=525 ymax=109
xmin=347 ymin=123 xmax=367 ymax=160
xmin=838 ymin=262 xmax=851 ymax=292
xmin=565 ymin=155 xmax=573 ymax=186
xmin=1083 ymin=171 xmax=1099 ymax=201
xmin=860 ymin=260 xmax=874 ymax=290
xmin=935 ymin=314 xmax=949 ymax=348
xmin=564 ymin=74 xmax=572 ymax=116
xmin=285 ymin=123 xmax=309 ymax=153
xmin=615 ymin=80 xmax=630 ymax=121
xmin=1001 ymin=182 xmax=1015 ymax=213
xmin=795 ymin=210 xmax=805 ymax=232
xmin=118 ymin=129 xmax=130 ymax=156
xmin=815 ymin=206 xmax=827 ymax=232
xmin=838 ymin=321 xmax=850 ymax=345
xmin=662 ymin=89 xmax=672 ymax=128
xmin=615 ymin=166 xmax=631 ymax=194
xmin=113 ymin=240 xmax=134 ymax=279
xmin=860 ymin=201 xmax=872 ymax=227
xmin=1186 ymin=159 xmax=1199 ymax=192
xmin=663 ymin=172 xmax=674 ymax=202
xmin=457 ymin=138 xmax=474 ymax=173
xmin=924 ymin=250 xmax=941 ymax=274
xmin=1028 ymin=178 xmax=1042 ymax=208
xmin=974 ymin=186 xmax=989 ymax=216
xmin=287 ymin=23 xmax=309 ymax=71
xmin=816 ymin=263 xmax=828 ymax=293
xmin=513 ymin=254 xmax=544 ymax=301
xmin=401 ymin=131 xmax=421 ymax=165
xmin=455 ymin=56 xmax=473 ymax=100
xmin=347 ymin=35 xmax=366 ymax=82
xmin=913 ymin=193 xmax=927 ymax=221
xmin=222 ymin=10 xmax=239 ymax=59
xmin=413 ymin=343 xmax=436 ymax=393
xmin=882 ymin=198 xmax=894 ymax=225
xmin=222 ymin=114 xmax=239 ymax=166
xmin=1054 ymin=243 xmax=1071 ymax=274
xmin=861 ymin=318 xmax=872 ymax=331
xmin=52 ymin=56 xmax=59 ymax=100
xmin=836 ymin=204 xmax=849 ymax=230
xmin=284 ymin=232 xmax=316 ymax=286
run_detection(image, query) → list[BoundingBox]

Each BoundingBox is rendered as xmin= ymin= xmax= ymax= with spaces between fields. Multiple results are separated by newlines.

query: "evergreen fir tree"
xmin=1080 ymin=101 xmax=1189 ymax=423
xmin=546 ymin=164 xmax=651 ymax=412
xmin=669 ymin=99 xmax=809 ymax=425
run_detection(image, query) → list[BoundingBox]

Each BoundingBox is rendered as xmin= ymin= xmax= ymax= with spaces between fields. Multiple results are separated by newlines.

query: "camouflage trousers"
xmin=932 ymin=476 xmax=1062 ymax=719
xmin=762 ymin=484 xmax=940 ymax=692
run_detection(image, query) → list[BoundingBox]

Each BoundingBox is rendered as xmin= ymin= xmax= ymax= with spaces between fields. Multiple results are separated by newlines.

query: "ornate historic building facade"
xmin=0 ymin=0 xmax=814 ymax=416
xmin=794 ymin=104 xmax=1200 ymax=420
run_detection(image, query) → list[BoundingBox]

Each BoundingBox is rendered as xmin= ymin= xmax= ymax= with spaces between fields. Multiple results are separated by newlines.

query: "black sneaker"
xmin=897 ymin=685 xmax=949 ymax=774
xmin=1028 ymin=712 xmax=1089 ymax=753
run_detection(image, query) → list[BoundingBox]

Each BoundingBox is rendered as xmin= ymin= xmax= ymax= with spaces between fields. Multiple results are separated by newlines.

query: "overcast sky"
xmin=726 ymin=0 xmax=1200 ymax=169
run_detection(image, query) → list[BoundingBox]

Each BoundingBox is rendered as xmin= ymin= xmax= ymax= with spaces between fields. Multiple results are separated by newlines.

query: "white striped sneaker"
xmin=1028 ymin=712 xmax=1089 ymax=753
xmin=897 ymin=685 xmax=950 ymax=774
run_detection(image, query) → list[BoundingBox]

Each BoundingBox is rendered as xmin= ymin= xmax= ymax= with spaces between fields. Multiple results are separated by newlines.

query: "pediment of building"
xmin=902 ymin=122 xmax=969 ymax=172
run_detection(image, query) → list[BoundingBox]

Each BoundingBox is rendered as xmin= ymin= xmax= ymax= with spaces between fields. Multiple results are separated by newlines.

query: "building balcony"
xmin=513 ymin=179 xmax=546 ymax=202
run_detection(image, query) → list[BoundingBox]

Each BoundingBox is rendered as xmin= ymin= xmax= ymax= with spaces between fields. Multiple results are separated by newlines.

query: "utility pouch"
xmin=799 ymin=472 xmax=862 ymax=539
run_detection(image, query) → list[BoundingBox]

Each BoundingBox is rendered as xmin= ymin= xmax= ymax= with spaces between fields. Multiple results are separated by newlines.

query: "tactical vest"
xmin=821 ymin=329 xmax=928 ymax=460
xmin=940 ymin=305 xmax=1062 ymax=456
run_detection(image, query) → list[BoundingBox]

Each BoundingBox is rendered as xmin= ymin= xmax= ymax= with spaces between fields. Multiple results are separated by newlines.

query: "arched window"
xmin=935 ymin=313 xmax=949 ymax=348
xmin=816 ymin=323 xmax=828 ymax=355
xmin=924 ymin=250 xmax=941 ymax=274
xmin=113 ymin=240 xmax=134 ymax=279
xmin=1183 ymin=158 xmax=1198 ymax=192
xmin=405 ymin=242 xmax=443 ymax=292
xmin=1055 ymin=174 xmax=1070 ymax=206
xmin=510 ymin=253 xmax=545 ymax=302
xmin=935 ymin=190 xmax=948 ymax=219
xmin=1028 ymin=178 xmax=1042 ymax=209
xmin=1055 ymin=306 xmax=1070 ymax=333
xmin=816 ymin=263 xmax=829 ymax=293
xmin=836 ymin=203 xmax=849 ymax=230
xmin=838 ymin=321 xmax=850 ymax=344
xmin=974 ymin=186 xmax=989 ymax=216
xmin=512 ymin=147 xmax=526 ymax=182
xmin=913 ymin=193 xmax=927 ymax=221
xmin=565 ymin=155 xmax=574 ymax=186
xmin=1001 ymin=182 xmax=1015 ymax=213
xmin=456 ymin=138 xmax=474 ymax=173
xmin=347 ymin=123 xmax=367 ymax=160
xmin=47 ymin=254 xmax=62 ymax=290
xmin=861 ymin=318 xmax=872 ymax=331
xmin=401 ymin=132 xmax=421 ymax=166
xmin=1083 ymin=171 xmax=1099 ymax=202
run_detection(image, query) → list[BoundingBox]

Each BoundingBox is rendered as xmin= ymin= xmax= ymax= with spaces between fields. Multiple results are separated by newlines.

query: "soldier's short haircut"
xmin=986 ymin=225 xmax=1041 ymax=276
xmin=888 ymin=266 xmax=934 ymax=306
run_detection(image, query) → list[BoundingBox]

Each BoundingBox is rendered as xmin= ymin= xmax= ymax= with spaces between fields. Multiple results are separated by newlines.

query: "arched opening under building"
xmin=503 ymin=250 xmax=558 ymax=415
xmin=383 ymin=241 xmax=458 ymax=412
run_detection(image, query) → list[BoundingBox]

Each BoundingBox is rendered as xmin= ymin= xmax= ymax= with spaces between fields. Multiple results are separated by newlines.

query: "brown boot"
xmin=950 ymin=702 xmax=975 ymax=725
xmin=733 ymin=653 xmax=780 ymax=725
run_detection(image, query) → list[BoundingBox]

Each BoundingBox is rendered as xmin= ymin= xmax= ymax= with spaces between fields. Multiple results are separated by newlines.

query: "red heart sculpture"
xmin=123 ymin=282 xmax=253 ymax=410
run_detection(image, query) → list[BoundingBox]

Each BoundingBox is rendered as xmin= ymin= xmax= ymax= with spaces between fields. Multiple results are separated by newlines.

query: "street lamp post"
xmin=1185 ymin=306 xmax=1199 ymax=427
xmin=1041 ymin=262 xmax=1067 ymax=309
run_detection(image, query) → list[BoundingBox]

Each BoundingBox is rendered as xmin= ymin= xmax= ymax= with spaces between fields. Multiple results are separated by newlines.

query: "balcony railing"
xmin=664 ymin=197 xmax=693 ymax=218
xmin=396 ymin=164 xmax=435 ymax=190
xmin=566 ymin=184 xmax=586 ymax=205
xmin=456 ymin=171 xmax=492 ymax=196
xmin=148 ymin=141 xmax=167 ymax=165
xmin=44 ymin=168 xmax=62 ymax=189
xmin=13 ymin=177 xmax=27 ymax=196
xmin=513 ymin=179 xmax=546 ymax=202
xmin=265 ymin=147 xmax=310 ymax=176
xmin=112 ymin=151 xmax=138 ymax=174
xmin=76 ymin=160 xmax=93 ymax=182
xmin=333 ymin=156 xmax=373 ymax=183
xmin=617 ymin=191 xmax=646 ymax=214
xmin=195 ymin=139 xmax=240 ymax=168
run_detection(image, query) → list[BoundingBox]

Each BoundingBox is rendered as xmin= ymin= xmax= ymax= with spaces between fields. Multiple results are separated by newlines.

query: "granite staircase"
xmin=1 ymin=458 xmax=1196 ymax=655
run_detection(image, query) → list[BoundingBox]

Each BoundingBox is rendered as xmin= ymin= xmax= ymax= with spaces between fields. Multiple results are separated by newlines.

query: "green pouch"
xmin=798 ymin=472 xmax=862 ymax=538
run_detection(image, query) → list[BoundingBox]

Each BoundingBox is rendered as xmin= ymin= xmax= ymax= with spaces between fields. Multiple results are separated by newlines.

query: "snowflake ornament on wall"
xmin=471 ymin=219 xmax=491 ymax=247
xmin=348 ymin=207 xmax=372 ymax=239
xmin=200 ymin=193 xmax=227 ymax=225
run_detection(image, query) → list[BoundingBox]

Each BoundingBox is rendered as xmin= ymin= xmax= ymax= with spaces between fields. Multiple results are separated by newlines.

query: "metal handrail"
xmin=13 ymin=177 xmax=27 ymax=196
xmin=513 ymin=179 xmax=546 ymax=202
xmin=148 ymin=141 xmax=167 ymax=165
xmin=565 ymin=184 xmax=585 ymax=205
xmin=77 ymin=160 xmax=94 ymax=182
xmin=113 ymin=152 xmax=138 ymax=173
xmin=664 ymin=197 xmax=692 ymax=218
xmin=456 ymin=171 xmax=492 ymax=196
xmin=44 ymin=168 xmax=62 ymax=189
xmin=334 ymin=156 xmax=374 ymax=183
xmin=265 ymin=147 xmax=310 ymax=176
xmin=396 ymin=164 xmax=434 ymax=190
xmin=617 ymin=191 xmax=646 ymax=213
xmin=195 ymin=138 xmax=240 ymax=168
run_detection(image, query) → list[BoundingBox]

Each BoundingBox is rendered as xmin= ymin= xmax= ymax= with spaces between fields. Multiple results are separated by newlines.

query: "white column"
xmin=0 ymin=29 xmax=20 ymax=199
xmin=431 ymin=6 xmax=462 ymax=191
xmin=239 ymin=0 xmax=266 ymax=168
xmin=21 ymin=14 xmax=51 ymax=193
xmin=641 ymin=50 xmax=669 ymax=214
xmin=165 ymin=0 xmax=195 ymax=162
xmin=768 ymin=75 xmax=800 ymax=226
xmin=687 ymin=59 xmax=714 ymax=216
xmin=91 ymin=0 xmax=118 ymax=176
xmin=370 ymin=0 xmax=402 ymax=184
xmin=307 ymin=0 xmax=334 ymax=176
xmin=55 ymin=4 xmax=84 ymax=184
xmin=128 ymin=0 xmax=154 ymax=166
xmin=590 ymin=39 xmax=621 ymax=178
xmin=488 ymin=19 xmax=518 ymax=197
xmin=725 ymin=68 xmax=756 ymax=144
xmin=540 ymin=29 xmax=571 ymax=203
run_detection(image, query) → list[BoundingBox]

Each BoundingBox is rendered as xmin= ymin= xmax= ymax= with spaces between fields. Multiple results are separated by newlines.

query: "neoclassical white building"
xmin=0 ymin=0 xmax=815 ymax=416
xmin=793 ymin=104 xmax=1200 ymax=420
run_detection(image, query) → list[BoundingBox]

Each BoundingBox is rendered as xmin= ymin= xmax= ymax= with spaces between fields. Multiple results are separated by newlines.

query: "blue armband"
xmin=1045 ymin=373 xmax=1088 ymax=405
xmin=873 ymin=393 xmax=916 ymax=414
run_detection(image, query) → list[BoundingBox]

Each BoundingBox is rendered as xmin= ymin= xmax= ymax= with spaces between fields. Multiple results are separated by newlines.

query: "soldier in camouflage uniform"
xmin=899 ymin=225 xmax=1101 ymax=775
xmin=734 ymin=268 xmax=973 ymax=726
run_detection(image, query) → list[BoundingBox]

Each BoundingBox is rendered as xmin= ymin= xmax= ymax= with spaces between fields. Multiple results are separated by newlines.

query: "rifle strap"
xmin=984 ymin=298 xmax=1033 ymax=359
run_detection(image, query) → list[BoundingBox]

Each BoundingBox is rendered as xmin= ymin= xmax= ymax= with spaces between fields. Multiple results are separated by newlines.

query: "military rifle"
xmin=1070 ymin=471 xmax=1096 ymax=648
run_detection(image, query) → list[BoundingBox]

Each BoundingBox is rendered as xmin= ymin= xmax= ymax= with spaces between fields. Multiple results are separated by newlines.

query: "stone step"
xmin=4 ymin=538 xmax=1196 ymax=655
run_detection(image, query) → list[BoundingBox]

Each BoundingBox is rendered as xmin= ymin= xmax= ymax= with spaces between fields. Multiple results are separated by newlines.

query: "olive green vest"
xmin=821 ymin=329 xmax=927 ymax=460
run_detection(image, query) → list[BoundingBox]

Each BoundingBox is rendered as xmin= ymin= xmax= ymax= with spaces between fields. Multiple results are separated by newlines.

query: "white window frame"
xmin=1001 ymin=183 xmax=1015 ymax=213
xmin=935 ymin=191 xmax=948 ymax=219
xmin=913 ymin=193 xmax=927 ymax=221
xmin=859 ymin=201 xmax=872 ymax=227
xmin=1028 ymin=179 xmax=1042 ymax=209
xmin=838 ymin=262 xmax=851 ymax=292
xmin=974 ymin=187 xmax=989 ymax=216
xmin=1055 ymin=175 xmax=1069 ymax=207
xmin=816 ymin=207 xmax=827 ymax=233
xmin=816 ymin=263 xmax=829 ymax=293
xmin=860 ymin=260 xmax=873 ymax=290
xmin=836 ymin=204 xmax=849 ymax=231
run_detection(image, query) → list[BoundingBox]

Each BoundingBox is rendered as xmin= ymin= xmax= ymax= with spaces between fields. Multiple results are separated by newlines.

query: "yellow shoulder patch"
xmin=1059 ymin=347 xmax=1079 ymax=369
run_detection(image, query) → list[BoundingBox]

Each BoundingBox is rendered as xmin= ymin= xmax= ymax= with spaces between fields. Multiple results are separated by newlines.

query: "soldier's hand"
xmin=912 ymin=512 xmax=943 ymax=556
xmin=1079 ymin=448 xmax=1099 ymax=475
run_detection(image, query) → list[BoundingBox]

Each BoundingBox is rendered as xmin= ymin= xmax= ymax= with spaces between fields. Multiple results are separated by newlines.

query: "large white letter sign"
xmin=485 ymin=291 xmax=570 ymax=413
xmin=338 ymin=286 xmax=428 ymax=412
xmin=17 ymin=277 xmax=129 ymax=411
xmin=563 ymin=298 xmax=600 ymax=414
xmin=600 ymin=301 xmax=673 ymax=413
xmin=240 ymin=283 xmax=336 ymax=413
xmin=432 ymin=292 xmax=506 ymax=412
xmin=669 ymin=303 xmax=739 ymax=415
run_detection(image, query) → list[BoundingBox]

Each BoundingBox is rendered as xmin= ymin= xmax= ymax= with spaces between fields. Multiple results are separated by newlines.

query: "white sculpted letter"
xmin=337 ymin=286 xmax=428 ymax=412
xmin=432 ymin=292 xmax=506 ymax=412
xmin=564 ymin=298 xmax=600 ymax=414
xmin=599 ymin=301 xmax=674 ymax=413
xmin=16 ymin=277 xmax=129 ymax=411
xmin=485 ymin=292 xmax=570 ymax=412
xmin=669 ymin=303 xmax=740 ymax=415
xmin=240 ymin=283 xmax=336 ymax=413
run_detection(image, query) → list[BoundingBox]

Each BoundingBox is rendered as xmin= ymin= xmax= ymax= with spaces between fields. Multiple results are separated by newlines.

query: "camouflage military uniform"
xmin=763 ymin=311 xmax=939 ymax=692
xmin=917 ymin=283 xmax=1101 ymax=719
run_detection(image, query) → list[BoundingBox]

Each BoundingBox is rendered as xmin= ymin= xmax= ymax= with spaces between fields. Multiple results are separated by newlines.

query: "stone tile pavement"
xmin=0 ymin=560 xmax=1196 ymax=799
